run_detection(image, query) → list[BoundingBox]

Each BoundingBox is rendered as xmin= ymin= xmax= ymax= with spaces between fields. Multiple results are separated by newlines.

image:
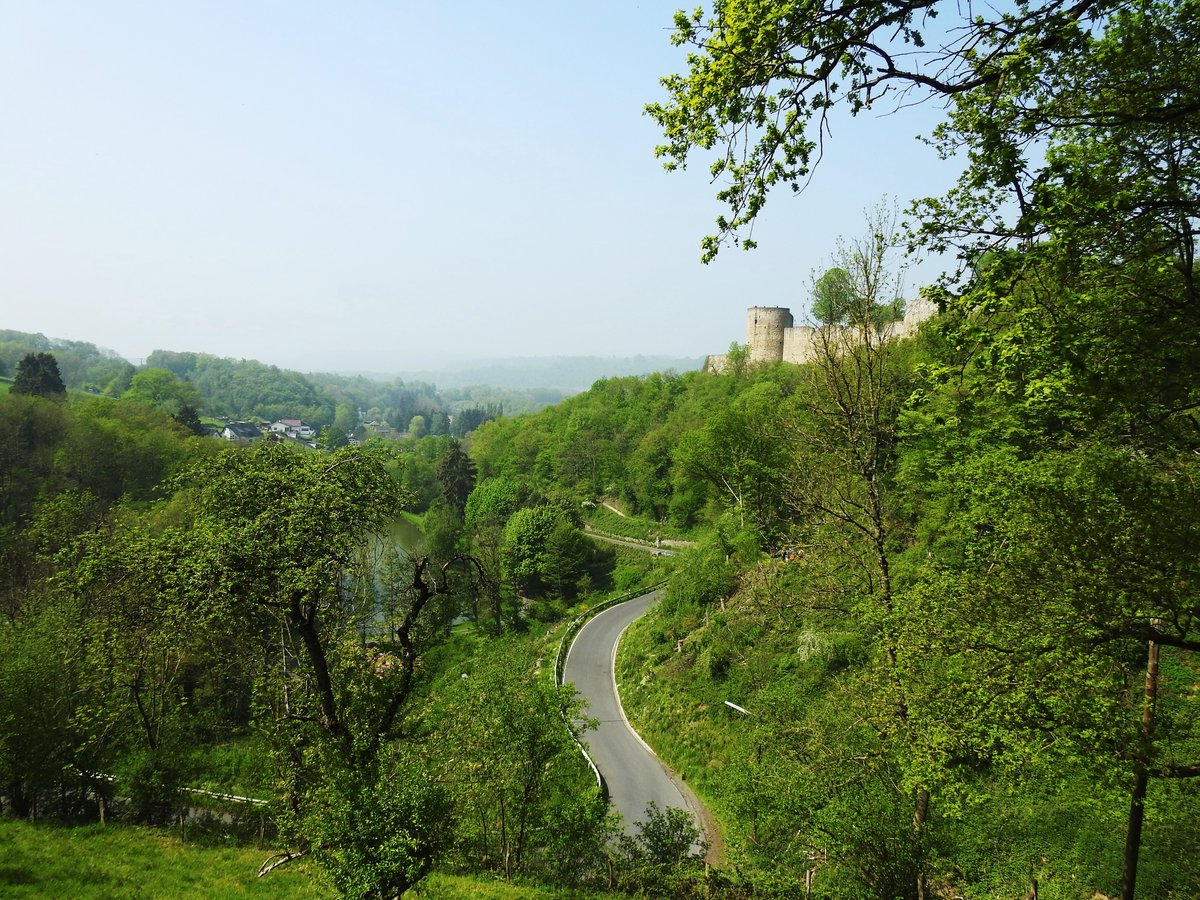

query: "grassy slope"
xmin=613 ymin=567 xmax=1200 ymax=899
xmin=0 ymin=819 xmax=334 ymax=899
xmin=0 ymin=818 xmax=626 ymax=899
xmin=613 ymin=589 xmax=773 ymax=857
xmin=582 ymin=504 xmax=691 ymax=545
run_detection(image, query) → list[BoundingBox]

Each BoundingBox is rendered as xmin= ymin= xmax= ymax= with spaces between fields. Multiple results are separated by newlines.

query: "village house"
xmin=270 ymin=419 xmax=316 ymax=440
xmin=221 ymin=422 xmax=262 ymax=443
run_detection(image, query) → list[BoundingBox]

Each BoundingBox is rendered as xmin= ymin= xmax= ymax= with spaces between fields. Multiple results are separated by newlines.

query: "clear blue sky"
xmin=1 ymin=2 xmax=958 ymax=373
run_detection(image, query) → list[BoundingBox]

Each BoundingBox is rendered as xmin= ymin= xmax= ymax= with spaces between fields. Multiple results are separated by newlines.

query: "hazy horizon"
xmin=3 ymin=321 xmax=704 ymax=392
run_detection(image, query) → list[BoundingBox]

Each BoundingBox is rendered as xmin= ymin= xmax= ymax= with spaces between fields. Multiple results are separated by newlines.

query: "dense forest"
xmin=4 ymin=0 xmax=1200 ymax=897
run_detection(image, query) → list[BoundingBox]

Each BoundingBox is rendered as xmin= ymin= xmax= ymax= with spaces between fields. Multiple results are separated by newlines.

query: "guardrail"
xmin=78 ymin=769 xmax=268 ymax=809
xmin=581 ymin=525 xmax=693 ymax=552
xmin=553 ymin=580 xmax=670 ymax=801
xmin=179 ymin=786 xmax=267 ymax=806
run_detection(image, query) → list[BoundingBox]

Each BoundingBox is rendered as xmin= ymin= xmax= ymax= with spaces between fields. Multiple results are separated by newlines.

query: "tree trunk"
xmin=289 ymin=601 xmax=346 ymax=747
xmin=913 ymin=787 xmax=930 ymax=900
xmin=499 ymin=796 xmax=509 ymax=876
xmin=1121 ymin=635 xmax=1160 ymax=900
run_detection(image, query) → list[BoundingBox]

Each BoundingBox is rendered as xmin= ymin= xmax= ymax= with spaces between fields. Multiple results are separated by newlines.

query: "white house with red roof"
xmin=270 ymin=419 xmax=316 ymax=440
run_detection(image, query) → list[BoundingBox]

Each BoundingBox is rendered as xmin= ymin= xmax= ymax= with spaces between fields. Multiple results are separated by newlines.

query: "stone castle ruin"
xmin=705 ymin=298 xmax=938 ymax=372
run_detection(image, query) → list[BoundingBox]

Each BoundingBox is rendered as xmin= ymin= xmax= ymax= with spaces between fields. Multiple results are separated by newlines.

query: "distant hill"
xmin=390 ymin=355 xmax=704 ymax=393
xmin=2 ymin=327 xmax=701 ymax=428
xmin=2 ymin=329 xmax=701 ymax=395
xmin=0 ymin=329 xmax=134 ymax=394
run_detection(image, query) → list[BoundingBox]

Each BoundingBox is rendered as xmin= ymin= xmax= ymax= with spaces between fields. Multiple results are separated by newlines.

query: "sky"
xmin=0 ymin=2 xmax=961 ymax=373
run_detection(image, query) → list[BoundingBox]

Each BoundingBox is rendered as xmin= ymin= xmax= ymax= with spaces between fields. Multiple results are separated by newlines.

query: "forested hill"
xmin=0 ymin=328 xmax=705 ymax=437
xmin=470 ymin=362 xmax=800 ymax=539
xmin=0 ymin=329 xmax=133 ymax=395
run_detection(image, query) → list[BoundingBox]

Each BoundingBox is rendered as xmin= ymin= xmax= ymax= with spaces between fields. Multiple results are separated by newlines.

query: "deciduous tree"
xmin=428 ymin=643 xmax=605 ymax=879
xmin=649 ymin=0 xmax=1198 ymax=267
xmin=501 ymin=505 xmax=591 ymax=599
xmin=162 ymin=443 xmax=468 ymax=895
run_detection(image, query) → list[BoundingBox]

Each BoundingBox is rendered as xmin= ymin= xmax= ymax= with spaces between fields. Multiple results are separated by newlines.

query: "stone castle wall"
xmin=705 ymin=297 xmax=937 ymax=372
xmin=745 ymin=306 xmax=794 ymax=364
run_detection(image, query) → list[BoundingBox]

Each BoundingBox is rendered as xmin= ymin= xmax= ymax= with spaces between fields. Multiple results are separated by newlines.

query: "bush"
xmin=622 ymin=802 xmax=707 ymax=867
xmin=114 ymin=746 xmax=196 ymax=825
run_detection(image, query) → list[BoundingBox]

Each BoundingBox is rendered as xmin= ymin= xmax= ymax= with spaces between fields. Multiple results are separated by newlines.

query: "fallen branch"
xmin=258 ymin=848 xmax=309 ymax=878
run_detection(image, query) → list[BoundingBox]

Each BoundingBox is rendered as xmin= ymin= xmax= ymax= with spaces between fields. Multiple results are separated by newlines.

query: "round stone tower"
xmin=745 ymin=306 xmax=793 ymax=364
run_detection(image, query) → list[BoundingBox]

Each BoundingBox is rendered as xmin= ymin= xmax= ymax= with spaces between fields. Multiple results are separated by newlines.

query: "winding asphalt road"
xmin=563 ymin=589 xmax=706 ymax=838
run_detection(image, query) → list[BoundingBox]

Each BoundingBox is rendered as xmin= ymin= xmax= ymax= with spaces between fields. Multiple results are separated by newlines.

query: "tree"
xmin=320 ymin=424 xmax=350 ymax=449
xmin=464 ymin=478 xmax=525 ymax=535
xmin=0 ymin=394 xmax=67 ymax=530
xmin=463 ymin=477 xmax=527 ymax=632
xmin=54 ymin=397 xmax=203 ymax=504
xmin=436 ymin=439 xmax=476 ymax=514
xmin=898 ymin=445 xmax=1200 ymax=899
xmin=671 ymin=378 xmax=795 ymax=539
xmin=781 ymin=214 xmax=932 ymax=893
xmin=123 ymin=367 xmax=206 ymax=435
xmin=626 ymin=803 xmax=706 ymax=867
xmin=811 ymin=267 xmax=856 ymax=326
xmin=123 ymin=367 xmax=202 ymax=414
xmin=894 ymin=171 xmax=1200 ymax=895
xmin=0 ymin=605 xmax=74 ymax=819
xmin=428 ymin=642 xmax=606 ymax=879
xmin=916 ymin=0 xmax=1200 ymax=265
xmin=11 ymin=353 xmax=66 ymax=399
xmin=648 ymin=0 xmax=1195 ymax=263
xmin=163 ymin=443 xmax=470 ymax=895
xmin=450 ymin=405 xmax=500 ymax=438
xmin=422 ymin=500 xmax=466 ymax=570
xmin=407 ymin=415 xmax=426 ymax=439
xmin=626 ymin=423 xmax=683 ymax=521
xmin=501 ymin=505 xmax=593 ymax=600
xmin=64 ymin=519 xmax=212 ymax=824
xmin=812 ymin=264 xmax=905 ymax=328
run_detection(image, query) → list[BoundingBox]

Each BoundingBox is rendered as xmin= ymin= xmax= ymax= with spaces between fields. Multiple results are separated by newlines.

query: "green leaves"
xmin=171 ymin=442 xmax=406 ymax=611
xmin=122 ymin=368 xmax=203 ymax=419
xmin=500 ymin=504 xmax=594 ymax=599
xmin=901 ymin=444 xmax=1200 ymax=786
xmin=649 ymin=0 xmax=1200 ymax=266
xmin=426 ymin=642 xmax=603 ymax=880
xmin=299 ymin=745 xmax=450 ymax=900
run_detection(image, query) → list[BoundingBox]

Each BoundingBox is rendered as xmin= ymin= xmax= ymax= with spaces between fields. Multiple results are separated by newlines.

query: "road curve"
xmin=563 ymin=589 xmax=706 ymax=838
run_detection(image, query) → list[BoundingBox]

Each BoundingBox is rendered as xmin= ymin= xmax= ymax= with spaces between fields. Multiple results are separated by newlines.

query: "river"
xmin=389 ymin=515 xmax=425 ymax=555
